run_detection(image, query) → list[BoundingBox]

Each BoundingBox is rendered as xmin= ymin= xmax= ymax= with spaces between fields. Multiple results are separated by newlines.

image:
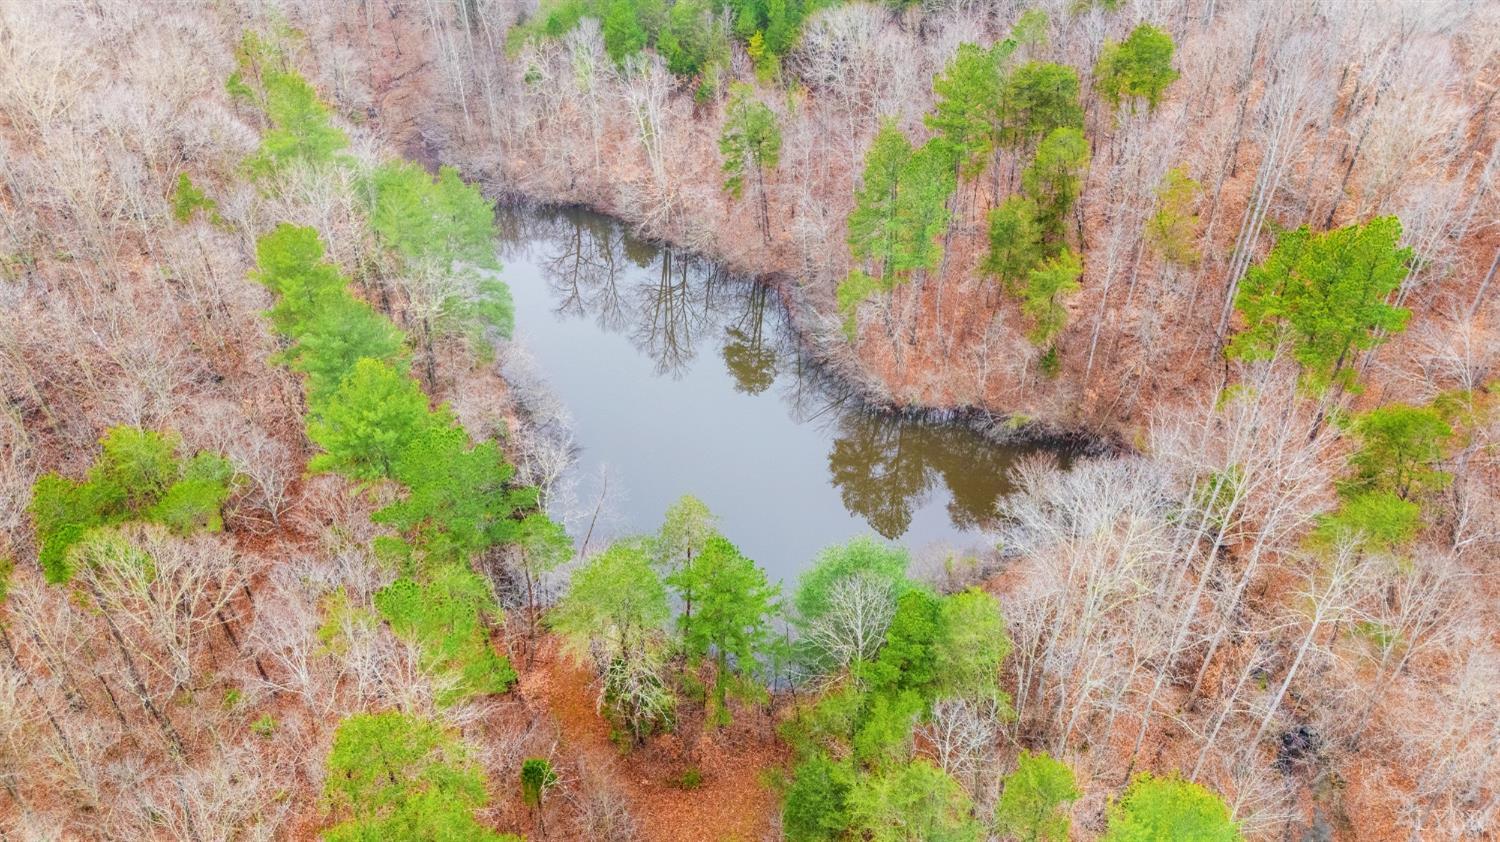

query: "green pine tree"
xmin=1096 ymin=23 xmax=1181 ymax=113
xmin=1228 ymin=216 xmax=1412 ymax=394
xmin=994 ymin=751 xmax=1080 ymax=842
xmin=1102 ymin=773 xmax=1242 ymax=842
xmin=323 ymin=711 xmax=518 ymax=841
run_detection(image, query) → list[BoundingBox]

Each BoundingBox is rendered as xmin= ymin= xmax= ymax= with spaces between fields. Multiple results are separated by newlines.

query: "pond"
xmin=498 ymin=207 xmax=1062 ymax=583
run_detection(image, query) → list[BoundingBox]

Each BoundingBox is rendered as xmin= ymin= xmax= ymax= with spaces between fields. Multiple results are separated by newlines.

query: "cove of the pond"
xmin=497 ymin=206 xmax=1071 ymax=584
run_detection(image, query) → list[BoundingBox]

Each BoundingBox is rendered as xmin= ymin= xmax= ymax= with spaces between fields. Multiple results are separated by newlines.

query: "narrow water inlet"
xmin=496 ymin=206 xmax=1070 ymax=583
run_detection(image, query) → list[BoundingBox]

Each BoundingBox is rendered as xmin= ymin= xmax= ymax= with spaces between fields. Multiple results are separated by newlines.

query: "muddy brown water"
xmin=498 ymin=207 xmax=1068 ymax=583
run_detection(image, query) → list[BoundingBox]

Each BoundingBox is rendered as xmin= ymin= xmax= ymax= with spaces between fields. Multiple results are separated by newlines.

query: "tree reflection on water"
xmin=498 ymin=206 xmax=1037 ymax=541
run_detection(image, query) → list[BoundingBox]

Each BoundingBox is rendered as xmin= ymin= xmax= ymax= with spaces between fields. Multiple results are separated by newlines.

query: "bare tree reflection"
xmin=630 ymin=247 xmax=712 ymax=377
xmin=501 ymin=205 xmax=1044 ymax=543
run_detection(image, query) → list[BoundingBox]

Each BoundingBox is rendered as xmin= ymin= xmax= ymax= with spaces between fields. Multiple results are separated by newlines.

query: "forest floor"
xmin=517 ymin=637 xmax=785 ymax=842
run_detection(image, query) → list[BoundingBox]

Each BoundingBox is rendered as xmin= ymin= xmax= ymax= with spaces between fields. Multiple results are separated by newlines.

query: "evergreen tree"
xmin=374 ymin=425 xmax=532 ymax=564
xmin=983 ymin=196 xmax=1045 ymax=289
xmin=251 ymin=223 xmax=349 ymax=342
xmin=719 ymin=83 xmax=782 ymax=241
xmin=895 ymin=140 xmax=958 ymax=274
xmin=994 ymin=751 xmax=1079 ymax=842
xmin=860 ymin=589 xmax=942 ymax=702
xmin=294 ymin=294 xmax=409 ymax=405
xmin=1145 ymin=166 xmax=1202 ymax=266
xmin=519 ymin=758 xmax=558 ymax=810
xmin=170 ymin=173 xmax=219 ymax=224
xmin=998 ymin=62 xmax=1083 ymax=150
xmin=669 ymin=535 xmax=779 ymax=724
xmin=368 ymin=162 xmax=500 ymax=272
xmin=306 ymin=358 xmax=440 ymax=481
xmin=848 ymin=122 xmax=915 ymax=277
xmin=246 ymin=70 xmax=348 ymax=178
xmin=1020 ymin=247 xmax=1083 ymax=348
xmin=927 ymin=43 xmax=1002 ymax=179
xmin=782 ymin=753 xmax=855 ymax=842
xmin=1228 ymin=216 xmax=1412 ymax=393
xmin=374 ymin=564 xmax=518 ymax=705
xmin=1022 ymin=127 xmax=1090 ymax=244
xmin=324 ymin=711 xmax=517 ymax=841
xmin=1102 ymin=774 xmax=1242 ymax=842
xmin=658 ymin=0 xmax=724 ymax=77
xmin=835 ymin=269 xmax=884 ymax=341
xmin=29 ymin=427 xmax=235 ymax=583
xmin=1096 ymin=23 xmax=1180 ymax=112
xmin=602 ymin=0 xmax=649 ymax=62
xmin=1344 ymin=403 xmax=1453 ymax=499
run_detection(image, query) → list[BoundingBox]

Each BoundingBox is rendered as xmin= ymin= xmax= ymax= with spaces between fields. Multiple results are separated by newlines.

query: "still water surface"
xmin=498 ymin=208 xmax=1056 ymax=582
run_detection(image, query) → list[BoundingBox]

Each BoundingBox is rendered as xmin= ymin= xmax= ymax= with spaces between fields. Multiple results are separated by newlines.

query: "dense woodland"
xmin=0 ymin=0 xmax=1496 ymax=840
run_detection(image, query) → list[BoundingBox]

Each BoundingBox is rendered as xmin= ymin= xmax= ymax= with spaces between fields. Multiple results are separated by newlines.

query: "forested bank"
xmin=0 ymin=1 xmax=1496 ymax=841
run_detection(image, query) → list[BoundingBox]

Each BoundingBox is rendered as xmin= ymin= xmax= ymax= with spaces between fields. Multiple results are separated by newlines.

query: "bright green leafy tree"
xmin=1096 ymin=23 xmax=1180 ymax=112
xmin=1227 ymin=216 xmax=1412 ymax=394
xmin=367 ymin=161 xmax=514 ymax=342
xmin=936 ymin=587 xmax=1013 ymax=707
xmin=1344 ymin=403 xmax=1452 ymax=499
xmin=551 ymin=539 xmax=675 ymax=742
xmin=368 ymin=162 xmax=500 ymax=273
xmin=323 ymin=711 xmax=518 ymax=842
xmin=29 ymin=427 xmax=234 ymax=583
xmin=793 ymin=537 xmax=910 ymax=635
xmin=846 ymin=759 xmax=984 ymax=842
xmin=669 ymin=535 xmax=779 ymax=724
xmin=246 ymin=70 xmax=348 ymax=178
xmin=994 ymin=750 xmax=1080 ymax=842
xmin=1313 ymin=490 xmax=1422 ymax=554
xmin=374 ymin=565 xmax=517 ymax=705
xmin=1102 ymin=773 xmax=1242 ymax=842
xmin=652 ymin=494 xmax=720 ymax=636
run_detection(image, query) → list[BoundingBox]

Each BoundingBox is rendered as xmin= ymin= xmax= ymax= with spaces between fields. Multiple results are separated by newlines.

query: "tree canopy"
xmin=1228 ymin=216 xmax=1412 ymax=393
xmin=324 ymin=711 xmax=518 ymax=842
xmin=1102 ymin=773 xmax=1243 ymax=842
xmin=29 ymin=427 xmax=235 ymax=583
xmin=1096 ymin=23 xmax=1180 ymax=112
xmin=994 ymin=751 xmax=1079 ymax=842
